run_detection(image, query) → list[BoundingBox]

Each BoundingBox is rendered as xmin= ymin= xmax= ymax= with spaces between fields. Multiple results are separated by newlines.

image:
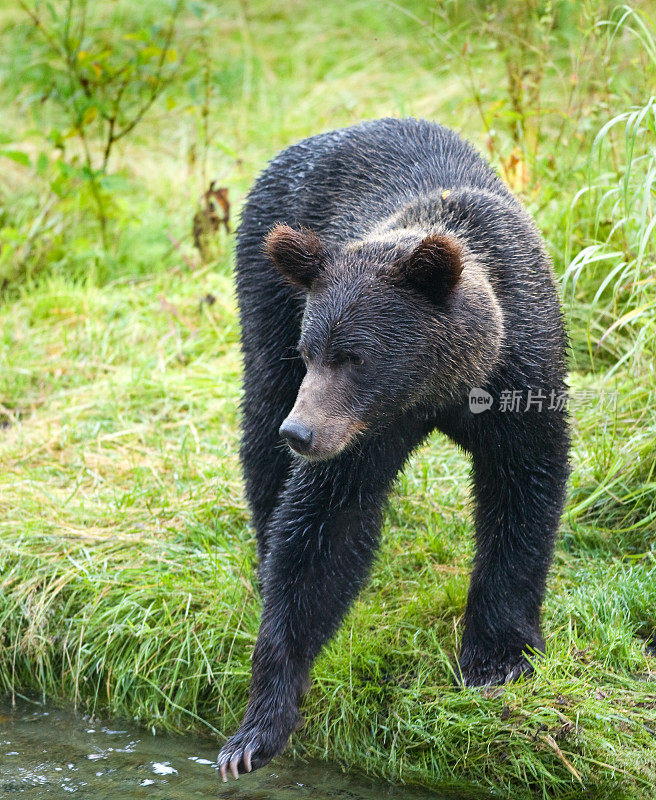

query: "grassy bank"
xmin=1 ymin=1 xmax=656 ymax=798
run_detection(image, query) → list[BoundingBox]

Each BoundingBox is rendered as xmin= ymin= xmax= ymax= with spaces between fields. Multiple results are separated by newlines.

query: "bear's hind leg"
xmin=240 ymin=346 xmax=304 ymax=564
xmin=237 ymin=253 xmax=306 ymax=565
xmin=458 ymin=414 xmax=569 ymax=686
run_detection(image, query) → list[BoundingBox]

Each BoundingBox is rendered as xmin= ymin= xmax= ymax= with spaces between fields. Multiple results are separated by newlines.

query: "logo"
xmin=469 ymin=387 xmax=492 ymax=414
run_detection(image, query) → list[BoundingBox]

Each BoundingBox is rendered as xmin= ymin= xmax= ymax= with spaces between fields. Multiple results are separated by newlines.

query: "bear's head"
xmin=265 ymin=223 xmax=503 ymax=461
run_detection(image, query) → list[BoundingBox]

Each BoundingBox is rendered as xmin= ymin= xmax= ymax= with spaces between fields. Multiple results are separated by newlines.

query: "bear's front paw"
xmin=457 ymin=641 xmax=542 ymax=687
xmin=217 ymin=714 xmax=297 ymax=781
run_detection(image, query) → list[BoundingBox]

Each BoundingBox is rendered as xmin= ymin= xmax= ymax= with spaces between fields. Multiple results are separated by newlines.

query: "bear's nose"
xmin=279 ymin=418 xmax=314 ymax=454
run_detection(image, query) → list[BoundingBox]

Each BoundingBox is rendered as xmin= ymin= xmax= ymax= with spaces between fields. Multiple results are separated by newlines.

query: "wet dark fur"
xmin=218 ymin=118 xmax=570 ymax=777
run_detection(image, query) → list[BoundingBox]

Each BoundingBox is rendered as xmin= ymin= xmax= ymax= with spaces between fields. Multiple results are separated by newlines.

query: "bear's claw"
xmin=244 ymin=748 xmax=253 ymax=773
xmin=457 ymin=644 xmax=540 ymax=688
xmin=218 ymin=741 xmax=255 ymax=782
xmin=217 ymin=716 xmax=293 ymax=781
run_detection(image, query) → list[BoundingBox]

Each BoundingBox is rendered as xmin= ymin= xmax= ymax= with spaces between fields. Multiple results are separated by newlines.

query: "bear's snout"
xmin=279 ymin=418 xmax=314 ymax=455
xmin=279 ymin=369 xmax=366 ymax=460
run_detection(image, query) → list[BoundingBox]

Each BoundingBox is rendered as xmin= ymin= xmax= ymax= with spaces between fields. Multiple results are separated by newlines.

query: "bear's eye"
xmin=334 ymin=351 xmax=365 ymax=368
xmin=297 ymin=347 xmax=310 ymax=364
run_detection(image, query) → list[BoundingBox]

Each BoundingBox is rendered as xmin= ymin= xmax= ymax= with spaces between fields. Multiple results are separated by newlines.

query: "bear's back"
xmin=244 ymin=118 xmax=508 ymax=243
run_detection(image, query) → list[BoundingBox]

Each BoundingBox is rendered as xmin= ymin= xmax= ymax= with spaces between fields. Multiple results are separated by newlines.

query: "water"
xmin=0 ymin=698 xmax=443 ymax=799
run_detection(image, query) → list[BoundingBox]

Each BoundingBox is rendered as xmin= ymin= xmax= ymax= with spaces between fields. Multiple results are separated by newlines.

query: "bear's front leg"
xmin=218 ymin=452 xmax=391 ymax=779
xmin=458 ymin=416 xmax=569 ymax=686
xmin=218 ymin=419 xmax=430 ymax=779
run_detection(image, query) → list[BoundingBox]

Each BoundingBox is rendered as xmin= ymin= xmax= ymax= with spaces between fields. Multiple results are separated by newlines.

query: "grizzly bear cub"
xmin=218 ymin=118 xmax=570 ymax=779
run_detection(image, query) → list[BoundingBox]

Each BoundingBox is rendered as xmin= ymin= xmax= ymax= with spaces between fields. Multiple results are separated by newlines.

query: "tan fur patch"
xmin=283 ymin=369 xmax=366 ymax=460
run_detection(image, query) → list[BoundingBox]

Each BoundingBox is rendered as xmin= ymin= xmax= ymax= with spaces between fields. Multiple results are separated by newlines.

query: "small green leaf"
xmin=0 ymin=150 xmax=30 ymax=167
xmin=47 ymin=129 xmax=64 ymax=148
xmin=82 ymin=106 xmax=98 ymax=126
xmin=36 ymin=152 xmax=49 ymax=174
xmin=98 ymin=174 xmax=129 ymax=192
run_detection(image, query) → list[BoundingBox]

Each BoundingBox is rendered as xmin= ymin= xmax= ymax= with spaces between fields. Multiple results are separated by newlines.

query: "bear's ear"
xmin=264 ymin=224 xmax=324 ymax=290
xmin=392 ymin=234 xmax=464 ymax=302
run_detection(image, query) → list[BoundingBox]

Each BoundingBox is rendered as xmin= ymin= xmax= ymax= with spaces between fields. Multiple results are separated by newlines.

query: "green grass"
xmin=1 ymin=1 xmax=656 ymax=798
